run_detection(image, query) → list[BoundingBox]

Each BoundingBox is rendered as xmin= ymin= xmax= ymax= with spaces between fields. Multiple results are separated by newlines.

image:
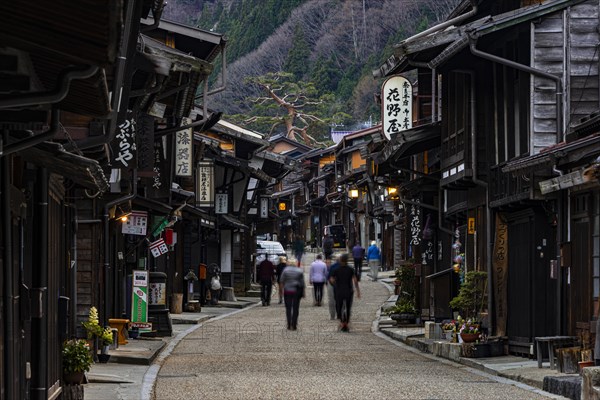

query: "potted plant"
xmin=62 ymin=339 xmax=93 ymax=385
xmin=388 ymin=260 xmax=419 ymax=324
xmin=457 ymin=317 xmax=480 ymax=343
xmin=98 ymin=327 xmax=113 ymax=363
xmin=449 ymin=271 xmax=487 ymax=321
xmin=82 ymin=306 xmax=103 ymax=361
xmin=385 ymin=298 xmax=417 ymax=325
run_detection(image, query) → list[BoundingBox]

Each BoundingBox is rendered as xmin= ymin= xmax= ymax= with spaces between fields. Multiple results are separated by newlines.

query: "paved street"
xmin=152 ymin=261 xmax=556 ymax=400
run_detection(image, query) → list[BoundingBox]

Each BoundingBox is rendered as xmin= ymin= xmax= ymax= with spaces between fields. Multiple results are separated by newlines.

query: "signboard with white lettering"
xmin=175 ymin=118 xmax=193 ymax=177
xmin=145 ymin=137 xmax=171 ymax=199
xmin=131 ymin=270 xmax=150 ymax=332
xmin=111 ymin=111 xmax=137 ymax=169
xmin=121 ymin=211 xmax=148 ymax=236
xmin=196 ymin=160 xmax=214 ymax=207
xmin=381 ymin=75 xmax=413 ymax=141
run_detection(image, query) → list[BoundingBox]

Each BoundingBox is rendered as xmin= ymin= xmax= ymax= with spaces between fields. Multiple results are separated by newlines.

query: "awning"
xmin=219 ymin=214 xmax=248 ymax=230
xmin=503 ymin=134 xmax=600 ymax=173
xmin=132 ymin=197 xmax=172 ymax=215
xmin=375 ymin=122 xmax=441 ymax=164
xmin=18 ymin=142 xmax=109 ymax=192
xmin=270 ymin=185 xmax=302 ymax=199
xmin=182 ymin=204 xmax=217 ymax=229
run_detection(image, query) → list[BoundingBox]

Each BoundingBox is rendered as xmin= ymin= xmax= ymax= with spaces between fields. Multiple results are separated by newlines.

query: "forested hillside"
xmin=163 ymin=0 xmax=460 ymax=141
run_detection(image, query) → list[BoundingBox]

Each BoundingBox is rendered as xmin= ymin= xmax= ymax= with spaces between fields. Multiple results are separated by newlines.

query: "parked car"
xmin=255 ymin=240 xmax=286 ymax=266
xmin=323 ymin=224 xmax=347 ymax=249
xmin=253 ymin=240 xmax=286 ymax=283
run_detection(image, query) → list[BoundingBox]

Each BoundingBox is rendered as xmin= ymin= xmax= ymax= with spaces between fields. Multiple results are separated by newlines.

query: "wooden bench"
xmin=535 ymin=336 xmax=578 ymax=369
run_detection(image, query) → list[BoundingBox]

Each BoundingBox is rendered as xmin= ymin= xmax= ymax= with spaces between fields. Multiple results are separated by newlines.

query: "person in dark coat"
xmin=279 ymin=263 xmax=305 ymax=330
xmin=322 ymin=234 xmax=334 ymax=266
xmin=329 ymin=253 xmax=360 ymax=332
xmin=275 ymin=256 xmax=288 ymax=304
xmin=351 ymin=242 xmax=365 ymax=281
xmin=257 ymin=258 xmax=276 ymax=306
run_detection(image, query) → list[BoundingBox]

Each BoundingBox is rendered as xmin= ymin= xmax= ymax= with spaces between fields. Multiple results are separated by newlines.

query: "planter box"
xmin=462 ymin=342 xmax=490 ymax=358
xmin=461 ymin=339 xmax=506 ymax=358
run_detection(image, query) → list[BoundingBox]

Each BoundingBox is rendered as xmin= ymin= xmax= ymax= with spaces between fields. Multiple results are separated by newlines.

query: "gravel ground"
xmin=153 ymin=265 xmax=557 ymax=400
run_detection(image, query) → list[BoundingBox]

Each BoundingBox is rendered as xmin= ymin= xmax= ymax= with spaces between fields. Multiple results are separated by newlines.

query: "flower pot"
xmin=443 ymin=330 xmax=454 ymax=341
xmin=98 ymin=353 xmax=111 ymax=363
xmin=63 ymin=371 xmax=85 ymax=385
xmin=460 ymin=333 xmax=480 ymax=343
xmin=579 ymin=360 xmax=595 ymax=374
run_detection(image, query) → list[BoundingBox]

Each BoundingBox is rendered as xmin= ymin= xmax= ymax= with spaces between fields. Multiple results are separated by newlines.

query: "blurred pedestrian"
xmin=326 ymin=255 xmax=340 ymax=320
xmin=367 ymin=240 xmax=381 ymax=282
xmin=323 ymin=234 xmax=334 ymax=266
xmin=309 ymin=254 xmax=327 ymax=306
xmin=275 ymin=256 xmax=288 ymax=304
xmin=280 ymin=262 xmax=305 ymax=330
xmin=351 ymin=242 xmax=365 ymax=281
xmin=329 ymin=253 xmax=360 ymax=332
xmin=257 ymin=257 xmax=276 ymax=306
xmin=293 ymin=235 xmax=305 ymax=267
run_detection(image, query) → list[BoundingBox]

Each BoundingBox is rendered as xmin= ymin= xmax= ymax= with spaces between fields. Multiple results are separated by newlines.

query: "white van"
xmin=256 ymin=240 xmax=286 ymax=265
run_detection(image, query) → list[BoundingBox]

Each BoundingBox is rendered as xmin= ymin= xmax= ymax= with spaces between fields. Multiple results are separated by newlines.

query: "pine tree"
xmin=284 ymin=25 xmax=311 ymax=80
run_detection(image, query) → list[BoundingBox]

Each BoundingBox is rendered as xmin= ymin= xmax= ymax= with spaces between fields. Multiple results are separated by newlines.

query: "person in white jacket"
xmin=309 ymin=254 xmax=328 ymax=306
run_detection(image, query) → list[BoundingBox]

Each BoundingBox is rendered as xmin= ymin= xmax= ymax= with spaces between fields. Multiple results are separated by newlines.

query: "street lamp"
xmin=349 ymin=189 xmax=359 ymax=199
xmin=387 ymin=187 xmax=399 ymax=199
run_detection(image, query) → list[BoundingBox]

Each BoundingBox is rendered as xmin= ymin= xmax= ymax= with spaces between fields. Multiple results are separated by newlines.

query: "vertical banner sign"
xmin=136 ymin=114 xmax=155 ymax=173
xmin=146 ymin=137 xmax=171 ymax=199
xmin=121 ymin=211 xmax=148 ymax=235
xmin=381 ymin=75 xmax=413 ymax=141
xmin=260 ymin=197 xmax=269 ymax=218
xmin=196 ymin=160 xmax=214 ymax=207
xmin=131 ymin=270 xmax=151 ymax=331
xmin=215 ymin=192 xmax=228 ymax=214
xmin=175 ymin=117 xmax=193 ymax=177
xmin=492 ymin=214 xmax=508 ymax=336
xmin=408 ymin=200 xmax=421 ymax=258
xmin=112 ymin=111 xmax=137 ymax=168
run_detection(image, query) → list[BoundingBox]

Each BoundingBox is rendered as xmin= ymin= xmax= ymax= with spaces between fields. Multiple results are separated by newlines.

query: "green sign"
xmin=131 ymin=270 xmax=151 ymax=332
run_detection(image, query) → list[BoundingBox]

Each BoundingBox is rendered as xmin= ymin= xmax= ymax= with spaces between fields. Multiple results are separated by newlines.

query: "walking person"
xmin=257 ymin=257 xmax=276 ymax=306
xmin=275 ymin=256 xmax=288 ymax=304
xmin=367 ymin=240 xmax=381 ymax=282
xmin=322 ymin=233 xmax=334 ymax=266
xmin=309 ymin=254 xmax=327 ymax=306
xmin=329 ymin=253 xmax=360 ymax=332
xmin=293 ymin=235 xmax=305 ymax=267
xmin=351 ymin=242 xmax=365 ymax=281
xmin=279 ymin=262 xmax=305 ymax=330
xmin=326 ymin=255 xmax=340 ymax=320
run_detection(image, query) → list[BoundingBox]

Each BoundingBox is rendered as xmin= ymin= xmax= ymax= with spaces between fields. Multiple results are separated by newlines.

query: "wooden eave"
xmin=384 ymin=0 xmax=588 ymax=76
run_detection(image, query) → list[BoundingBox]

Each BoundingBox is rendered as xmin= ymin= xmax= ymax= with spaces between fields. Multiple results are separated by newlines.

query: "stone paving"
xmin=83 ymin=251 xmax=568 ymax=399
xmin=151 ymin=261 xmax=564 ymax=400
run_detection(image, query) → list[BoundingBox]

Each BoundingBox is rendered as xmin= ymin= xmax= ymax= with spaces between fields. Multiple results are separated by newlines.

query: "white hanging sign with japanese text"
xmin=149 ymin=238 xmax=168 ymax=258
xmin=260 ymin=197 xmax=269 ymax=218
xmin=121 ymin=211 xmax=148 ymax=236
xmin=215 ymin=192 xmax=228 ymax=214
xmin=381 ymin=75 xmax=413 ymax=141
xmin=175 ymin=117 xmax=193 ymax=177
xmin=196 ymin=160 xmax=214 ymax=207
